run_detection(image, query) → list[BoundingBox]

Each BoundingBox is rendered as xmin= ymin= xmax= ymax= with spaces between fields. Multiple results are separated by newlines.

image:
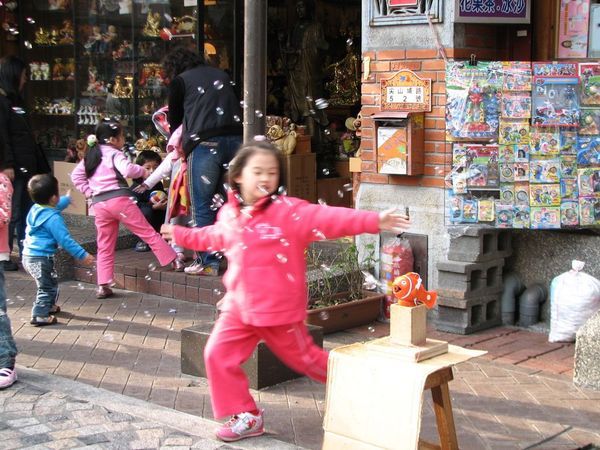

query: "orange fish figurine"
xmin=392 ymin=272 xmax=437 ymax=309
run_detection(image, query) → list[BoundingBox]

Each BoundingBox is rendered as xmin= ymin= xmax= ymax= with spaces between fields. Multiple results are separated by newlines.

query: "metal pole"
xmin=243 ymin=0 xmax=267 ymax=142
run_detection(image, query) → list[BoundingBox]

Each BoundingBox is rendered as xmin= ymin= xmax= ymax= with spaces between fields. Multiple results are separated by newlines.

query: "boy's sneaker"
xmin=0 ymin=368 xmax=17 ymax=389
xmin=184 ymin=260 xmax=204 ymax=275
xmin=200 ymin=263 xmax=220 ymax=276
xmin=215 ymin=411 xmax=264 ymax=442
xmin=30 ymin=315 xmax=57 ymax=326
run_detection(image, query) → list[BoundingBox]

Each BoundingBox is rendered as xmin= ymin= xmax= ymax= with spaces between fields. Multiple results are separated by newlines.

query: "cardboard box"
xmin=53 ymin=161 xmax=88 ymax=215
xmin=283 ymin=153 xmax=316 ymax=203
xmin=349 ymin=157 xmax=362 ymax=172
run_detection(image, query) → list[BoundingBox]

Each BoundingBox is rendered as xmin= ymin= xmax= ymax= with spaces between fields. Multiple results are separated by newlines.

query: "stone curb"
xmin=16 ymin=365 xmax=308 ymax=450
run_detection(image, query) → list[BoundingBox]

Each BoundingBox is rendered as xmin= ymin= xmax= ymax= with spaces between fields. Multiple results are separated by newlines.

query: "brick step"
xmin=73 ymin=248 xmax=225 ymax=305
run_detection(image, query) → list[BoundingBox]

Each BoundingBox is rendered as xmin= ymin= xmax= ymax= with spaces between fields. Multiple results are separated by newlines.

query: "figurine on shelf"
xmin=34 ymin=27 xmax=52 ymax=45
xmin=64 ymin=58 xmax=75 ymax=80
xmin=59 ymin=19 xmax=74 ymax=44
xmin=29 ymin=62 xmax=42 ymax=81
xmin=52 ymin=58 xmax=65 ymax=80
xmin=49 ymin=0 xmax=71 ymax=10
xmin=40 ymin=62 xmax=50 ymax=80
xmin=49 ymin=28 xmax=60 ymax=46
xmin=84 ymin=25 xmax=103 ymax=54
xmin=172 ymin=15 xmax=197 ymax=35
xmin=100 ymin=25 xmax=117 ymax=53
xmin=113 ymin=75 xmax=133 ymax=98
xmin=325 ymin=37 xmax=360 ymax=106
xmin=142 ymin=11 xmax=161 ymax=37
xmin=112 ymin=40 xmax=133 ymax=60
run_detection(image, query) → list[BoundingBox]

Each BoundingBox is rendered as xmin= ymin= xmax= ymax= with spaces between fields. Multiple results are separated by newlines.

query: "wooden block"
xmin=295 ymin=135 xmax=311 ymax=154
xmin=349 ymin=157 xmax=362 ymax=172
xmin=390 ymin=303 xmax=427 ymax=346
xmin=367 ymin=336 xmax=449 ymax=362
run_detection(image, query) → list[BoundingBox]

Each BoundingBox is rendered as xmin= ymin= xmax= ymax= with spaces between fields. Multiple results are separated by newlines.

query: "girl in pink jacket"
xmin=71 ymin=120 xmax=177 ymax=299
xmin=161 ymin=140 xmax=410 ymax=442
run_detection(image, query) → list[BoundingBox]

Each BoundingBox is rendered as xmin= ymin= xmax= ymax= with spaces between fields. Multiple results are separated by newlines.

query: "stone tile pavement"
xmin=4 ymin=269 xmax=600 ymax=449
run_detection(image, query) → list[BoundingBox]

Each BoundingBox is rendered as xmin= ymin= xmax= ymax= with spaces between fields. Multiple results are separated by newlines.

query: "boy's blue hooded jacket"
xmin=23 ymin=196 xmax=88 ymax=259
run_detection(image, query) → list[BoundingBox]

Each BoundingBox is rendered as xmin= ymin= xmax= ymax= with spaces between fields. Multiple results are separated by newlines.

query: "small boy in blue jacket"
xmin=22 ymin=174 xmax=95 ymax=326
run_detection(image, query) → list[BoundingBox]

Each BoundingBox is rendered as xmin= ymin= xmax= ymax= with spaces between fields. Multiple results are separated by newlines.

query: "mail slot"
xmin=373 ymin=111 xmax=424 ymax=176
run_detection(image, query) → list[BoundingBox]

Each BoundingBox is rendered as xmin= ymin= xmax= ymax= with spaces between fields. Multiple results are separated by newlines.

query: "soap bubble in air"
xmin=315 ymin=98 xmax=329 ymax=110
xmin=148 ymin=263 xmax=157 ymax=271
xmin=276 ymin=253 xmax=288 ymax=264
xmin=337 ymin=190 xmax=344 ymax=198
xmin=322 ymin=169 xmax=330 ymax=176
xmin=255 ymin=110 xmax=264 ymax=118
xmin=144 ymin=275 xmax=151 ymax=281
xmin=197 ymin=87 xmax=205 ymax=95
xmin=319 ymin=311 xmax=329 ymax=321
xmin=213 ymin=80 xmax=224 ymax=90
xmin=201 ymin=175 xmax=211 ymax=185
xmin=318 ymin=198 xmax=327 ymax=206
xmin=215 ymin=107 xmax=224 ymax=116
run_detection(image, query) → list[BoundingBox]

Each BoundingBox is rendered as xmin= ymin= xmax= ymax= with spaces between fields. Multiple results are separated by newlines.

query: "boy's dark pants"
xmin=22 ymin=256 xmax=58 ymax=318
xmin=139 ymin=204 xmax=165 ymax=233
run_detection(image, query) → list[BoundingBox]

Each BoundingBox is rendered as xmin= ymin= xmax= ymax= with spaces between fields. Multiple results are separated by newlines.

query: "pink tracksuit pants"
xmin=93 ymin=196 xmax=176 ymax=285
xmin=205 ymin=307 xmax=329 ymax=418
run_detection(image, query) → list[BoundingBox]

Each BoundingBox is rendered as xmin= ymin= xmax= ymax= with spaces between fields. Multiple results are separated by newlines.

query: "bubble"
xmin=254 ymin=110 xmax=264 ymax=118
xmin=213 ymin=80 xmax=224 ymax=90
xmin=305 ymin=96 xmax=313 ymax=102
xmin=213 ymin=288 xmax=222 ymax=296
xmin=26 ymin=17 xmax=35 ymax=24
xmin=320 ymin=264 xmax=332 ymax=272
xmin=312 ymin=229 xmax=326 ymax=240
xmin=257 ymin=185 xmax=269 ymax=194
xmin=239 ymin=100 xmax=247 ymax=108
xmin=86 ymin=270 xmax=93 ymax=276
xmin=343 ymin=183 xmax=353 ymax=191
xmin=109 ymin=281 xmax=117 ymax=287
xmin=222 ymin=163 xmax=229 ymax=170
xmin=253 ymin=134 xmax=267 ymax=141
xmin=139 ymin=130 xmax=149 ymax=139
xmin=368 ymin=326 xmax=375 ymax=333
xmin=210 ymin=148 xmax=218 ymax=155
xmin=322 ymin=169 xmax=330 ymax=176
xmin=324 ymin=129 xmax=331 ymax=135
xmin=280 ymin=238 xmax=290 ymax=247
xmin=163 ymin=13 xmax=172 ymax=22
xmin=168 ymin=308 xmax=177 ymax=314
xmin=230 ymin=80 xmax=236 ymax=86
xmin=233 ymin=114 xmax=241 ymax=122
xmin=103 ymin=334 xmax=114 ymax=341
xmin=16 ymin=296 xmax=23 ymax=301
xmin=129 ymin=196 xmax=138 ymax=204
xmin=119 ymin=212 xmax=127 ymax=218
xmin=19 ymin=167 xmax=28 ymax=173
xmin=77 ymin=283 xmax=85 ymax=290
xmin=309 ymin=109 xmax=316 ymax=115
xmin=143 ymin=310 xmax=150 ymax=315
xmin=121 ymin=302 xmax=127 ymax=307
xmin=223 ymin=183 xmax=231 ymax=192
xmin=291 ymin=212 xmax=301 ymax=221
xmin=337 ymin=190 xmax=344 ymax=198
xmin=214 ymin=252 xmax=224 ymax=260
xmin=277 ymin=186 xmax=287 ymax=196
xmin=148 ymin=263 xmax=157 ymax=271
xmin=216 ymin=107 xmax=224 ymax=116
xmin=24 ymin=41 xmax=32 ymax=49
xmin=286 ymin=273 xmax=295 ymax=282
xmin=319 ymin=311 xmax=329 ymax=321
xmin=315 ymin=98 xmax=329 ymax=109
xmin=318 ymin=198 xmax=327 ymax=205
xmin=144 ymin=275 xmax=151 ymax=281
xmin=346 ymin=38 xmax=354 ymax=46
xmin=201 ymin=175 xmax=211 ymax=185
xmin=106 ymin=316 xmax=114 ymax=322
xmin=276 ymin=253 xmax=288 ymax=263
xmin=197 ymin=87 xmax=205 ymax=95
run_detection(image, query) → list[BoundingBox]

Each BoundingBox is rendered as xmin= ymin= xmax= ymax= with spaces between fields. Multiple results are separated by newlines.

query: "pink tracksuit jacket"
xmin=173 ymin=191 xmax=381 ymax=326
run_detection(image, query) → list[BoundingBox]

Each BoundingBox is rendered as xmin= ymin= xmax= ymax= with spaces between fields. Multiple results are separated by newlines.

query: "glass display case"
xmin=19 ymin=0 xmax=238 ymax=162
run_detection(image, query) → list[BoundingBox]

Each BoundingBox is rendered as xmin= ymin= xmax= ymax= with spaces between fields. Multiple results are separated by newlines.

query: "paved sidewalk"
xmin=4 ymin=270 xmax=600 ymax=449
xmin=0 ymin=366 xmax=302 ymax=450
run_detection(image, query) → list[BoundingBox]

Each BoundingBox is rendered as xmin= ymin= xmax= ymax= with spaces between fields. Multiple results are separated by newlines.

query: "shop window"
xmin=369 ymin=0 xmax=443 ymax=26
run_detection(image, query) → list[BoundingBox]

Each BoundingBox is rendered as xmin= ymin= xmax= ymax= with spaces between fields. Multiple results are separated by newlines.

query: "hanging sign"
xmin=380 ymin=69 xmax=431 ymax=112
xmin=454 ymin=0 xmax=531 ymax=24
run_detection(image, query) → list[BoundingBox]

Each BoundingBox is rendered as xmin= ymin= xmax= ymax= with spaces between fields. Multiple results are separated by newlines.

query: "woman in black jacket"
xmin=0 ymin=56 xmax=49 ymax=270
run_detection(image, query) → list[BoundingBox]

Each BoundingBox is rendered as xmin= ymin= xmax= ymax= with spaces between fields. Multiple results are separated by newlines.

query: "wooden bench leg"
xmin=431 ymin=382 xmax=459 ymax=450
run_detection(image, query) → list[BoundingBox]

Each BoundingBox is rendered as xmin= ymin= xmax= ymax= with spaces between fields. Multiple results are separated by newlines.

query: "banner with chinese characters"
xmin=454 ymin=0 xmax=531 ymax=24
xmin=445 ymin=60 xmax=600 ymax=230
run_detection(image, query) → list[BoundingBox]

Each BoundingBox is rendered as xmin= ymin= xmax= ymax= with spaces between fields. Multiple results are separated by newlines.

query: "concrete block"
xmin=181 ymin=322 xmax=324 ymax=390
xmin=435 ymin=296 xmax=501 ymax=335
xmin=574 ymin=310 xmax=600 ymax=390
xmin=437 ymin=258 xmax=504 ymax=298
xmin=447 ymin=226 xmax=512 ymax=262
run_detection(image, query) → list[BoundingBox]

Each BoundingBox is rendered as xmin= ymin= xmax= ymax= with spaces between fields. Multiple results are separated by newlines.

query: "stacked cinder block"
xmin=436 ymin=226 xmax=512 ymax=334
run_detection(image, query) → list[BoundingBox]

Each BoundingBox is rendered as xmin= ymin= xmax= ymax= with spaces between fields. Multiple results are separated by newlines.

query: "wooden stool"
xmin=419 ymin=366 xmax=459 ymax=450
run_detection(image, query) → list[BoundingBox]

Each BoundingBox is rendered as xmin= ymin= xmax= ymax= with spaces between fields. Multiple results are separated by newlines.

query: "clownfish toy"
xmin=392 ymin=272 xmax=437 ymax=309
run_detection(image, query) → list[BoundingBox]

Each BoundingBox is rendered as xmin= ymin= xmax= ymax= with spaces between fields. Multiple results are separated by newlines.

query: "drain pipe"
xmin=501 ymin=273 xmax=525 ymax=325
xmin=519 ymin=283 xmax=547 ymax=327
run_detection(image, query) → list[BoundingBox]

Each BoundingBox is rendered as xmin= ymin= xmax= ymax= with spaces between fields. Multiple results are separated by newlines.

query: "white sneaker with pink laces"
xmin=0 ymin=368 xmax=17 ymax=389
xmin=215 ymin=410 xmax=265 ymax=442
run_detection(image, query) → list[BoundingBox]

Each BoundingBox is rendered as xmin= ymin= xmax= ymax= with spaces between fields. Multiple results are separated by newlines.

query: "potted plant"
xmin=305 ymin=239 xmax=384 ymax=334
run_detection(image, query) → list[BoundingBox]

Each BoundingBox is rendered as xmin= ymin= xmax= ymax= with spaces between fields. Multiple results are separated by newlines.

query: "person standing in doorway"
xmin=0 ymin=56 xmax=50 ymax=271
xmin=162 ymin=46 xmax=242 ymax=276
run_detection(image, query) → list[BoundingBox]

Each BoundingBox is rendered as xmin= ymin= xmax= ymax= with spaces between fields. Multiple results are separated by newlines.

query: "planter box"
xmin=306 ymin=291 xmax=384 ymax=334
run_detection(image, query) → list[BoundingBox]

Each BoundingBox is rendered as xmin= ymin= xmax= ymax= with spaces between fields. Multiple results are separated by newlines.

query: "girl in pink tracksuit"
xmin=71 ymin=119 xmax=177 ymax=299
xmin=161 ymin=140 xmax=411 ymax=443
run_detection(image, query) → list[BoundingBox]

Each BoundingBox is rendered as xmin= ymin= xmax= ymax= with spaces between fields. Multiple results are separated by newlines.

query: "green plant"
xmin=306 ymin=239 xmax=377 ymax=309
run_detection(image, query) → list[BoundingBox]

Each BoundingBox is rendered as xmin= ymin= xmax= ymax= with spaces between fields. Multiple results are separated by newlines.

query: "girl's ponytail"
xmin=84 ymin=134 xmax=102 ymax=178
xmin=83 ymin=118 xmax=123 ymax=178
